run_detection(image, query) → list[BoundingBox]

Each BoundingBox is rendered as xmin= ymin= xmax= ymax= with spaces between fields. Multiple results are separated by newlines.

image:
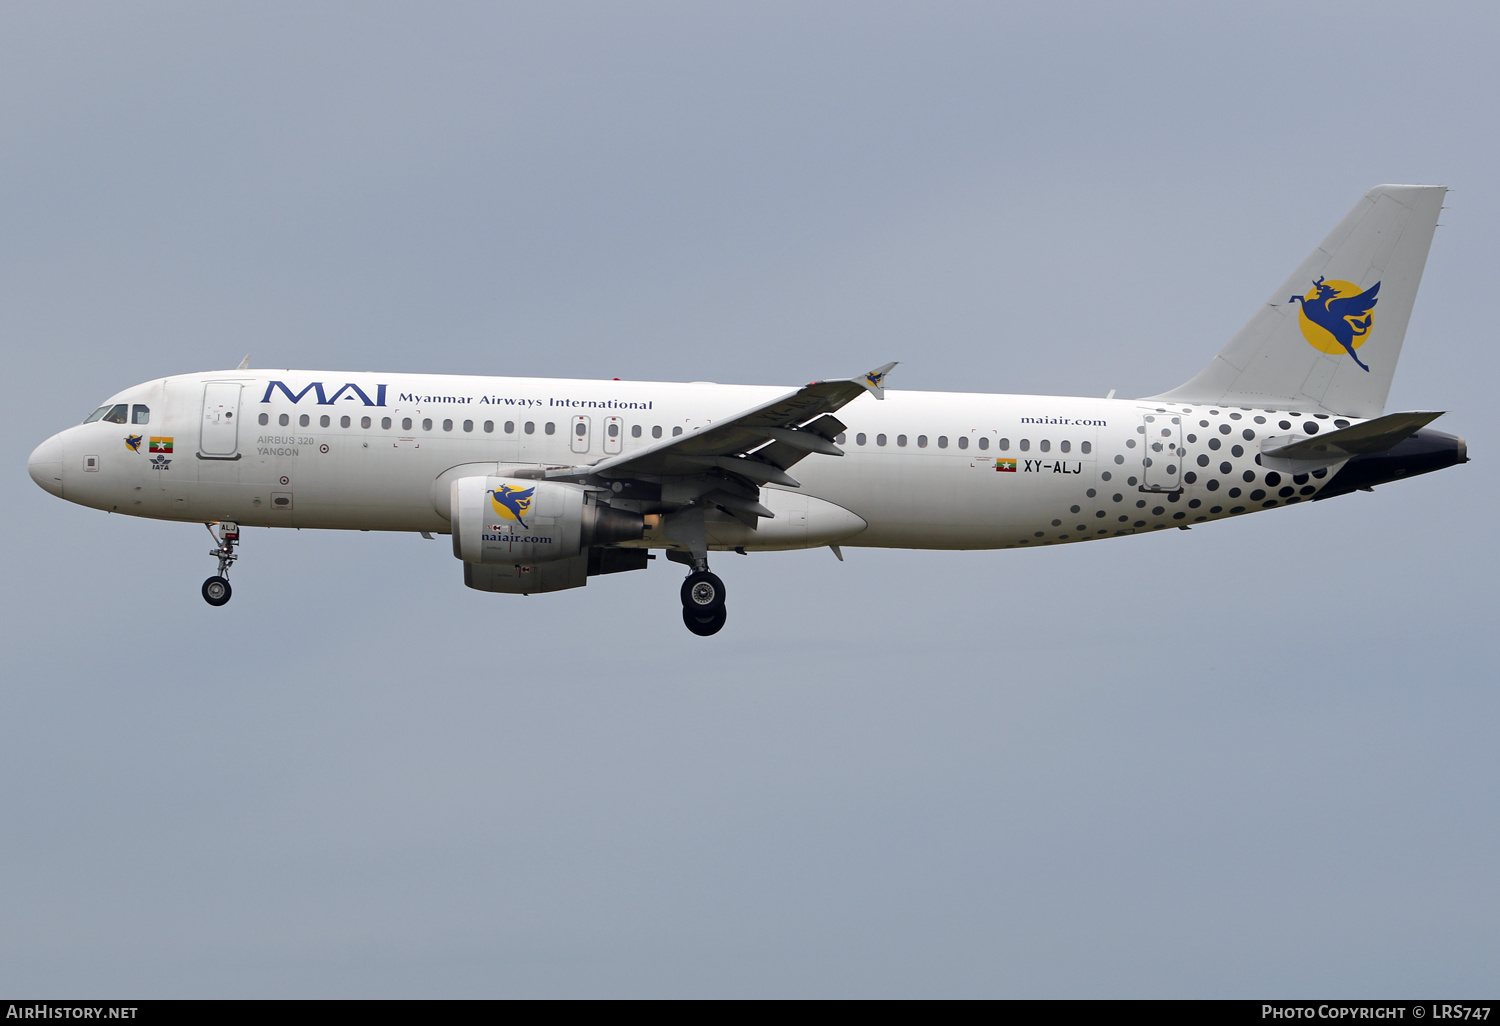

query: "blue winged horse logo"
xmin=488 ymin=484 xmax=536 ymax=528
xmin=1289 ymin=276 xmax=1381 ymax=372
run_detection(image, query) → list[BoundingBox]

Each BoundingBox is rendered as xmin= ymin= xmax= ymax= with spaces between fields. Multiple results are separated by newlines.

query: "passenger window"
xmin=504 ymin=421 xmax=514 ymax=433
xmin=340 ymin=416 xmax=351 ymax=428
xmin=258 ymin=413 xmax=269 ymax=426
xmin=279 ymin=414 xmax=290 ymax=426
xmin=998 ymin=438 xmax=1009 ymax=451
xmin=671 ymin=426 xmax=682 ymax=437
xmin=103 ymin=404 xmax=128 ymax=424
xmin=83 ymin=406 xmax=111 ymax=424
xmin=545 ymin=422 xmax=556 ymax=435
xmin=652 ymin=425 xmax=662 ymax=439
xmin=836 ymin=433 xmax=846 ymax=444
xmin=423 ymin=418 xmax=433 ymax=431
xmin=402 ymin=418 xmax=413 ymax=430
xmin=381 ymin=417 xmax=392 ymax=429
xmin=856 ymin=432 xmax=867 ymax=445
xmin=1019 ymin=439 xmax=1030 ymax=451
xmin=958 ymin=436 xmax=968 ymax=450
xmin=978 ymin=437 xmax=989 ymax=450
xmin=132 ymin=405 xmax=150 ymax=425
xmin=361 ymin=416 xmax=372 ymax=429
xmin=917 ymin=435 xmax=928 ymax=448
xmin=896 ymin=434 xmax=907 ymax=447
xmin=937 ymin=436 xmax=948 ymax=448
xmin=483 ymin=421 xmax=494 ymax=433
xmin=575 ymin=422 xmax=587 ymax=437
xmin=631 ymin=425 xmax=642 ymax=438
xmin=607 ymin=423 xmax=619 ymax=438
xmin=524 ymin=422 xmax=535 ymax=434
xmin=463 ymin=420 xmax=473 ymax=432
xmin=1080 ymin=441 xmax=1092 ymax=454
xmin=299 ymin=414 xmax=310 ymax=427
xmin=320 ymin=415 xmax=331 ymax=428
xmin=876 ymin=434 xmax=887 ymax=446
xmin=1060 ymin=440 xmax=1070 ymax=453
xmin=443 ymin=419 xmax=453 ymax=431
xmin=1039 ymin=439 xmax=1050 ymax=452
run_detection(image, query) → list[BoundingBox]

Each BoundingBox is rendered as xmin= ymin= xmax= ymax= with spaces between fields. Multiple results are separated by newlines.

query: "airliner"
xmin=27 ymin=185 xmax=1467 ymax=635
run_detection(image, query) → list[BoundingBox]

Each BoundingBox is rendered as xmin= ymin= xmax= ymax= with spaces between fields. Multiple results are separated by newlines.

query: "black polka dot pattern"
xmin=1012 ymin=405 xmax=1348 ymax=548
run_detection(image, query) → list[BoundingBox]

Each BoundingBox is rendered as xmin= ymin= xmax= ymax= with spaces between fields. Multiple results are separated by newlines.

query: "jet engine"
xmin=449 ymin=476 xmax=643 ymax=565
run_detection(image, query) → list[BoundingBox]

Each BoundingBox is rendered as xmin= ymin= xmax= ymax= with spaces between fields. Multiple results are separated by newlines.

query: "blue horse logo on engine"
xmin=1290 ymin=276 xmax=1381 ymax=372
xmin=489 ymin=485 xmax=536 ymax=528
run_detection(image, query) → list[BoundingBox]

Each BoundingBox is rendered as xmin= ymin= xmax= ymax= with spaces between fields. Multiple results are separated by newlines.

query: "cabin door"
xmin=1140 ymin=413 xmax=1182 ymax=492
xmin=200 ymin=383 xmax=243 ymax=458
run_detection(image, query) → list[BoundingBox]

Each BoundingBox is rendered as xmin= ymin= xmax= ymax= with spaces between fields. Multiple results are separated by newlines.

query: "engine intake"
xmin=450 ymin=476 xmax=643 ymax=565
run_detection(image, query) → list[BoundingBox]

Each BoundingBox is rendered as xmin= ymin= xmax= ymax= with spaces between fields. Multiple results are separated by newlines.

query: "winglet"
xmin=236 ymin=354 xmax=251 ymax=370
xmin=855 ymin=361 xmax=897 ymax=400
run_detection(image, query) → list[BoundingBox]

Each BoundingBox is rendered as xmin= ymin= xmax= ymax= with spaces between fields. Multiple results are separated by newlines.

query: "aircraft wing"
xmin=537 ymin=362 xmax=895 ymax=523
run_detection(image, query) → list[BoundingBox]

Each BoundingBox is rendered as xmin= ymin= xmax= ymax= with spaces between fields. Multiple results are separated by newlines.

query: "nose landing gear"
xmin=202 ymin=521 xmax=240 ymax=607
xmin=681 ymin=569 xmax=727 ymax=636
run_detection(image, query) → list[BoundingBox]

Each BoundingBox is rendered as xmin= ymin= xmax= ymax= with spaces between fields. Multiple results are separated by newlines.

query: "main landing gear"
xmin=681 ymin=569 xmax=727 ymax=636
xmin=202 ymin=521 xmax=240 ymax=607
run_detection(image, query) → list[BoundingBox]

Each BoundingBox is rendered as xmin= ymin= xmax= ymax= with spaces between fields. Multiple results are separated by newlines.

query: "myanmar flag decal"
xmin=149 ymin=437 xmax=174 ymax=454
xmin=995 ymin=458 xmax=1016 ymax=472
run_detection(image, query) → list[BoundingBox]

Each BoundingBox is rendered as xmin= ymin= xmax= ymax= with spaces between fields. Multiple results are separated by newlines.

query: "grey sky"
xmin=3 ymin=1 xmax=1496 ymax=997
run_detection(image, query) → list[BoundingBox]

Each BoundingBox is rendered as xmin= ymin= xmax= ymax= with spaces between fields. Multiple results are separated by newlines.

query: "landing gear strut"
xmin=681 ymin=568 xmax=727 ymax=636
xmin=202 ymin=521 xmax=239 ymax=607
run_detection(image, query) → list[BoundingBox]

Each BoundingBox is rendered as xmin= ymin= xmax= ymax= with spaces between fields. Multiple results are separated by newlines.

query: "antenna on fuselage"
xmin=236 ymin=354 xmax=251 ymax=370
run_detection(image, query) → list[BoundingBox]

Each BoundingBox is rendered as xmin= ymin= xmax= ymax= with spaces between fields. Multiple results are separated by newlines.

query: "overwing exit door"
xmin=571 ymin=415 xmax=591 ymax=454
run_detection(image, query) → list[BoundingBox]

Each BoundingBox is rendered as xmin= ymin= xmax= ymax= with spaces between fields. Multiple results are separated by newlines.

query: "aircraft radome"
xmin=28 ymin=185 xmax=1467 ymax=635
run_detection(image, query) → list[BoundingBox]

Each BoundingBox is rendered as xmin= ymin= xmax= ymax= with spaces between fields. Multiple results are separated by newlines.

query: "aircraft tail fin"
xmin=1152 ymin=185 xmax=1446 ymax=418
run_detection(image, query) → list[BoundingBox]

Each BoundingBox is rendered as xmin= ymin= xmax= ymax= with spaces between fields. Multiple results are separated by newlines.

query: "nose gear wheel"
xmin=202 ymin=522 xmax=241 ymax=607
xmin=202 ymin=576 xmax=232 ymax=606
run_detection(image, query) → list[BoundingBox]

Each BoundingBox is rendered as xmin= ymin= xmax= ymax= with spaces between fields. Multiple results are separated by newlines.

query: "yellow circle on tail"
xmin=1297 ymin=279 xmax=1373 ymax=355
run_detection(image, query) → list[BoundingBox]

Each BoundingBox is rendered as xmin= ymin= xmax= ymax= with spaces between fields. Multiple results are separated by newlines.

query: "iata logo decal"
xmin=124 ymin=434 xmax=143 ymax=453
xmin=489 ymin=485 xmax=536 ymax=529
xmin=1290 ymin=276 xmax=1380 ymax=372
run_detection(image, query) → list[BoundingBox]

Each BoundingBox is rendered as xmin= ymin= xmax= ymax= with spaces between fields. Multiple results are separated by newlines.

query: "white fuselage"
xmin=30 ymin=369 xmax=1354 ymax=551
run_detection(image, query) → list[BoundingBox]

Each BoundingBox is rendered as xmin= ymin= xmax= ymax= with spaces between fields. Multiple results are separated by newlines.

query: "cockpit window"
xmin=83 ymin=406 xmax=110 ymax=423
xmin=94 ymin=404 xmax=129 ymax=424
xmin=132 ymin=404 xmax=150 ymax=424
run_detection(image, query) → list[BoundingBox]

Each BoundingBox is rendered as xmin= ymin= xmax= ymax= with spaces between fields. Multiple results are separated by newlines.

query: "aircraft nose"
xmin=28 ymin=434 xmax=64 ymax=498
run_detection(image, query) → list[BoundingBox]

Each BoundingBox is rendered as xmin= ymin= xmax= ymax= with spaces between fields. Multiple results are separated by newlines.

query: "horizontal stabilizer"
xmin=1259 ymin=411 xmax=1443 ymax=473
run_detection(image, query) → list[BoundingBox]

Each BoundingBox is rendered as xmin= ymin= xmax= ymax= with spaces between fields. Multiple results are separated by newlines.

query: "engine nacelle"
xmin=450 ymin=476 xmax=642 ymax=565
